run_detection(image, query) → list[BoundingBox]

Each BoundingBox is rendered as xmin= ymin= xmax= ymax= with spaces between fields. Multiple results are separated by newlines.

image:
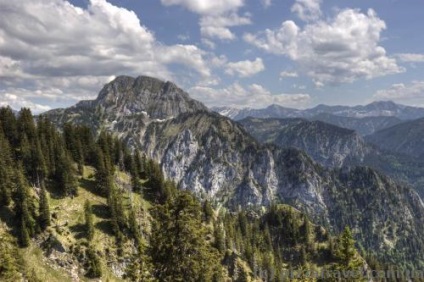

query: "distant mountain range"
xmin=43 ymin=75 xmax=424 ymax=267
xmin=213 ymin=101 xmax=424 ymax=135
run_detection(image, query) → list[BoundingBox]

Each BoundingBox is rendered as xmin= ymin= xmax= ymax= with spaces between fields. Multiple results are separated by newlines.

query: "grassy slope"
xmin=17 ymin=166 xmax=150 ymax=282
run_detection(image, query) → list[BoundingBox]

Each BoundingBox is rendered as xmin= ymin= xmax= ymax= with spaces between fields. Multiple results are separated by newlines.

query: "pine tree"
xmin=38 ymin=184 xmax=50 ymax=231
xmin=14 ymin=166 xmax=37 ymax=245
xmin=336 ymin=226 xmax=360 ymax=268
xmin=0 ymin=233 xmax=21 ymax=281
xmin=55 ymin=152 xmax=78 ymax=197
xmin=18 ymin=217 xmax=30 ymax=247
xmin=0 ymin=106 xmax=18 ymax=147
xmin=150 ymin=191 xmax=221 ymax=281
xmin=0 ymin=129 xmax=13 ymax=206
xmin=129 ymin=207 xmax=141 ymax=245
xmin=203 ymin=199 xmax=214 ymax=222
xmin=84 ymin=200 xmax=94 ymax=241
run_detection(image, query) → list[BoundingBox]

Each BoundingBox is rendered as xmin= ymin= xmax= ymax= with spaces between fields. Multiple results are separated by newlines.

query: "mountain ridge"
xmin=41 ymin=75 xmax=424 ymax=267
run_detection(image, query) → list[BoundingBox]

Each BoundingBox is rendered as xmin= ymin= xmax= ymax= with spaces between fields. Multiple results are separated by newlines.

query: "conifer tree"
xmin=203 ymin=199 xmax=214 ymax=223
xmin=336 ymin=226 xmax=360 ymax=268
xmin=38 ymin=184 xmax=50 ymax=231
xmin=0 ymin=129 xmax=13 ymax=206
xmin=150 ymin=191 xmax=221 ymax=281
xmin=84 ymin=200 xmax=94 ymax=241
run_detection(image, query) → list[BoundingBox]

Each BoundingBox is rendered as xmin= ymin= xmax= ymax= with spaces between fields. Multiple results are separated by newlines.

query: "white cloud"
xmin=225 ymin=58 xmax=265 ymax=77
xmin=396 ymin=53 xmax=424 ymax=63
xmin=160 ymin=0 xmax=244 ymax=15
xmin=244 ymin=8 xmax=403 ymax=86
xmin=0 ymin=93 xmax=51 ymax=113
xmin=200 ymin=13 xmax=251 ymax=40
xmin=291 ymin=0 xmax=322 ymax=22
xmin=373 ymin=81 xmax=424 ymax=105
xmin=161 ymin=0 xmax=249 ymax=42
xmin=0 ymin=0 xmax=212 ymax=112
xmin=190 ymin=83 xmax=311 ymax=108
xmin=261 ymin=0 xmax=272 ymax=8
xmin=280 ymin=71 xmax=298 ymax=78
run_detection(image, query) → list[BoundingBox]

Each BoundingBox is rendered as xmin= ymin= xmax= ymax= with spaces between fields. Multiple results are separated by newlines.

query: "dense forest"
xmin=0 ymin=106 xmax=414 ymax=281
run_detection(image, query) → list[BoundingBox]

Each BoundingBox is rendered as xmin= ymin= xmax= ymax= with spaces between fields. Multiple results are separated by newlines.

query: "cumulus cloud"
xmin=396 ymin=53 xmax=424 ymax=63
xmin=190 ymin=83 xmax=311 ymax=108
xmin=0 ymin=92 xmax=51 ymax=113
xmin=200 ymin=13 xmax=251 ymax=40
xmin=280 ymin=71 xmax=298 ymax=78
xmin=160 ymin=0 xmax=244 ymax=15
xmin=0 ymin=0 xmax=212 ymax=112
xmin=244 ymin=8 xmax=403 ymax=86
xmin=373 ymin=81 xmax=424 ymax=105
xmin=291 ymin=0 xmax=322 ymax=22
xmin=225 ymin=58 xmax=265 ymax=77
xmin=161 ymin=0 xmax=250 ymax=42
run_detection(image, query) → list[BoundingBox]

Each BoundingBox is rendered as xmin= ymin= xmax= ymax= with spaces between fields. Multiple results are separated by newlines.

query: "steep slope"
xmin=45 ymin=75 xmax=208 ymax=132
xmin=366 ymin=118 xmax=424 ymax=159
xmin=311 ymin=113 xmax=403 ymax=136
xmin=139 ymin=111 xmax=424 ymax=267
xmin=212 ymin=104 xmax=303 ymax=120
xmin=239 ymin=117 xmax=368 ymax=167
xmin=43 ymin=75 xmax=424 ymax=268
xmin=238 ymin=116 xmax=424 ymax=197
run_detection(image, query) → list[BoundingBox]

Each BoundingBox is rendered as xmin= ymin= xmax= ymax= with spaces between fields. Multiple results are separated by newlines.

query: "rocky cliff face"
xmin=239 ymin=117 xmax=369 ymax=167
xmin=44 ymin=75 xmax=424 ymax=267
xmin=366 ymin=118 xmax=424 ymax=159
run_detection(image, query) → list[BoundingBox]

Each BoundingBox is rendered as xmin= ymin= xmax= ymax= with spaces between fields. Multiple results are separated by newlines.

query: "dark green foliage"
xmin=14 ymin=167 xmax=37 ymax=246
xmin=128 ymin=207 xmax=141 ymax=245
xmin=0 ymin=233 xmax=22 ymax=281
xmin=84 ymin=200 xmax=94 ymax=241
xmin=335 ymin=226 xmax=360 ymax=269
xmin=38 ymin=185 xmax=50 ymax=231
xmin=150 ymin=191 xmax=222 ymax=281
xmin=203 ymin=199 xmax=214 ymax=222
xmin=0 ymin=129 xmax=13 ymax=206
xmin=54 ymin=152 xmax=78 ymax=197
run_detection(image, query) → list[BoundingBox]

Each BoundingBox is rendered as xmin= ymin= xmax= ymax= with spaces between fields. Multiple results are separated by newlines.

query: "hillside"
xmin=366 ymin=118 xmax=424 ymax=159
xmin=239 ymin=117 xmax=368 ymax=167
xmin=40 ymin=76 xmax=424 ymax=269
xmin=0 ymin=107 xmax=372 ymax=281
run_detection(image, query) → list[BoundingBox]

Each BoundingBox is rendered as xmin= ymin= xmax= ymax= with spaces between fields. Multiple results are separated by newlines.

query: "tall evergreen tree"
xmin=38 ymin=184 xmax=50 ymax=231
xmin=0 ymin=129 xmax=13 ymax=206
xmin=150 ymin=191 xmax=221 ymax=281
xmin=84 ymin=200 xmax=94 ymax=241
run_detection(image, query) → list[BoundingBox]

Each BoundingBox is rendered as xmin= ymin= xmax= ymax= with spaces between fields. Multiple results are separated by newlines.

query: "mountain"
xmin=239 ymin=117 xmax=369 ymax=167
xmin=366 ymin=118 xmax=424 ymax=159
xmin=214 ymin=101 xmax=424 ymax=135
xmin=3 ymin=111 xmax=365 ymax=281
xmin=239 ymin=116 xmax=424 ymax=197
xmin=212 ymin=104 xmax=303 ymax=120
xmin=43 ymin=75 xmax=424 ymax=267
xmin=311 ymin=113 xmax=403 ymax=136
xmin=45 ymin=75 xmax=208 ymax=130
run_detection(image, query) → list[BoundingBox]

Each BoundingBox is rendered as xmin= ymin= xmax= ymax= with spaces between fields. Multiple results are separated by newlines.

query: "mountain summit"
xmin=77 ymin=75 xmax=208 ymax=120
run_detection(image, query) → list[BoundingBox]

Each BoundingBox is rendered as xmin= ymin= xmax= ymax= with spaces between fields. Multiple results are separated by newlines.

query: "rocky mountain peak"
xmin=79 ymin=75 xmax=208 ymax=120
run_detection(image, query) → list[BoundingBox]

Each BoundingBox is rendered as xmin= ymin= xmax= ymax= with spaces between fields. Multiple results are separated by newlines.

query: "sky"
xmin=0 ymin=0 xmax=424 ymax=113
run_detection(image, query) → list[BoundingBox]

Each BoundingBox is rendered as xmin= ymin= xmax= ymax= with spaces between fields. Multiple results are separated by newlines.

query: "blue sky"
xmin=0 ymin=0 xmax=423 ymax=113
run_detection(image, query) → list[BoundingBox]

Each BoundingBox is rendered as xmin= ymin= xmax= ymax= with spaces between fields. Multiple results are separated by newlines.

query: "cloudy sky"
xmin=1 ymin=0 xmax=423 ymax=113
